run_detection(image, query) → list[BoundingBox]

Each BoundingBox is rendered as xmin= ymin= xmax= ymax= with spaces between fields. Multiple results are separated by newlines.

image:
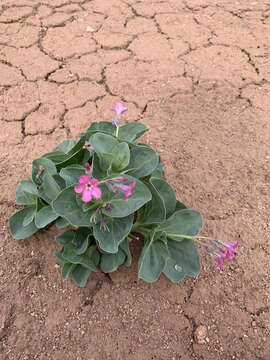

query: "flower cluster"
xmin=105 ymin=177 xmax=136 ymax=201
xmin=74 ymin=170 xmax=136 ymax=204
xmin=204 ymin=239 xmax=240 ymax=270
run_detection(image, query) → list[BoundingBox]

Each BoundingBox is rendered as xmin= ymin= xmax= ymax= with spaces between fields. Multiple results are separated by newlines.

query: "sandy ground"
xmin=0 ymin=0 xmax=270 ymax=359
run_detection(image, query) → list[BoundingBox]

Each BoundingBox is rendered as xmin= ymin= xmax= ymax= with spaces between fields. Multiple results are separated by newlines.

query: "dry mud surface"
xmin=1 ymin=0 xmax=270 ymax=359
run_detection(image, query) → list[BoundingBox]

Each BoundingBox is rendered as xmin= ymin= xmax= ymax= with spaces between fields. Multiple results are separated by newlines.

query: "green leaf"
xmin=100 ymin=248 xmax=126 ymax=273
xmin=52 ymin=174 xmax=66 ymax=190
xmin=163 ymin=238 xmax=200 ymax=282
xmin=32 ymin=157 xmax=57 ymax=185
xmin=126 ymin=145 xmax=159 ymax=178
xmin=150 ymin=177 xmax=176 ymax=218
xmin=55 ymin=229 xmax=75 ymax=245
xmin=88 ymin=121 xmax=116 ymax=134
xmin=102 ymin=176 xmax=152 ymax=218
xmin=71 ymin=265 xmax=92 ymax=287
xmin=81 ymin=121 xmax=117 ymax=140
xmin=38 ymin=171 xmax=61 ymax=202
xmin=175 ymin=200 xmax=187 ymax=211
xmin=52 ymin=186 xmax=96 ymax=227
xmin=90 ymin=133 xmax=118 ymax=155
xmin=54 ymin=139 xmax=78 ymax=154
xmin=16 ymin=180 xmax=38 ymax=205
xmin=62 ymin=243 xmax=98 ymax=271
xmin=43 ymin=140 xmax=86 ymax=171
xmin=35 ymin=205 xmax=58 ymax=229
xmin=138 ymin=182 xmax=166 ymax=225
xmin=91 ymin=153 xmax=107 ymax=179
xmin=54 ymin=250 xmax=67 ymax=267
xmin=151 ymin=162 xmax=164 ymax=178
xmin=119 ymin=238 xmax=132 ymax=266
xmin=43 ymin=151 xmax=67 ymax=164
xmin=36 ymin=197 xmax=46 ymax=212
xmin=56 ymin=217 xmax=70 ymax=229
xmin=118 ymin=122 xmax=148 ymax=141
xmin=56 ymin=148 xmax=89 ymax=171
xmin=138 ymin=231 xmax=169 ymax=283
xmin=9 ymin=207 xmax=38 ymax=239
xmin=22 ymin=206 xmax=36 ymax=226
xmin=59 ymin=165 xmax=85 ymax=186
xmin=62 ymin=263 xmax=77 ymax=280
xmin=111 ymin=142 xmax=130 ymax=172
xmin=93 ymin=214 xmax=133 ymax=253
xmin=73 ymin=227 xmax=91 ymax=255
xmin=158 ymin=209 xmax=203 ymax=241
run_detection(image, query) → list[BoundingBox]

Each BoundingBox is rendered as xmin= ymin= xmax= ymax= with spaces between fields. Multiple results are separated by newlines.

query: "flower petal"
xmin=74 ymin=185 xmax=84 ymax=194
xmin=79 ymin=175 xmax=91 ymax=185
xmin=89 ymin=178 xmax=99 ymax=186
xmin=81 ymin=189 xmax=92 ymax=202
xmin=92 ymin=186 xmax=102 ymax=199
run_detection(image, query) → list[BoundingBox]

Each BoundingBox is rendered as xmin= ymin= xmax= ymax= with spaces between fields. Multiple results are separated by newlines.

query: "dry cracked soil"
xmin=0 ymin=0 xmax=270 ymax=359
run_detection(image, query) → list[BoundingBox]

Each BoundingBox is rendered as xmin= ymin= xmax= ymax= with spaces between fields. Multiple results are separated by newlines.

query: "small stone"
xmin=86 ymin=25 xmax=95 ymax=32
xmin=251 ymin=321 xmax=256 ymax=327
xmin=194 ymin=325 xmax=207 ymax=344
xmin=54 ymin=264 xmax=60 ymax=269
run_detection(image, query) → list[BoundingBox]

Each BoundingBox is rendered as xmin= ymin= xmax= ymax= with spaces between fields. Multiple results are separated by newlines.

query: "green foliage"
xmin=9 ymin=118 xmax=203 ymax=287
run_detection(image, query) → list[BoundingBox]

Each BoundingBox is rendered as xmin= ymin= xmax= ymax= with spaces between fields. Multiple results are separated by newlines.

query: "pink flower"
xmin=223 ymin=240 xmax=239 ymax=259
xmin=74 ymin=175 xmax=102 ymax=203
xmin=110 ymin=102 xmax=128 ymax=117
xmin=214 ymin=254 xmax=225 ymax=270
xmin=119 ymin=181 xmax=136 ymax=201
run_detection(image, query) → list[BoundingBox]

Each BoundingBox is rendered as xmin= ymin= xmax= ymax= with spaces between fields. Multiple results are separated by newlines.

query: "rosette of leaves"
xmin=9 ymin=121 xmax=203 ymax=287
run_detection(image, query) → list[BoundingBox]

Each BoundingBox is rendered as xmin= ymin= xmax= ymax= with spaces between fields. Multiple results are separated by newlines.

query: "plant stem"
xmin=128 ymin=233 xmax=139 ymax=241
xmin=166 ymin=234 xmax=213 ymax=241
xmin=115 ymin=126 xmax=119 ymax=137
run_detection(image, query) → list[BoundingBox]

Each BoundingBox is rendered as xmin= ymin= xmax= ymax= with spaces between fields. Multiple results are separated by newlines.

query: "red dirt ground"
xmin=1 ymin=0 xmax=270 ymax=359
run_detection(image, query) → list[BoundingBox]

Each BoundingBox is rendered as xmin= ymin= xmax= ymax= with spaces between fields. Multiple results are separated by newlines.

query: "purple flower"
xmin=214 ymin=254 xmax=225 ymax=270
xmin=119 ymin=181 xmax=136 ymax=201
xmin=199 ymin=238 xmax=240 ymax=271
xmin=110 ymin=102 xmax=128 ymax=117
xmin=74 ymin=175 xmax=102 ymax=203
xmin=223 ymin=240 xmax=239 ymax=259
xmin=105 ymin=203 xmax=114 ymax=211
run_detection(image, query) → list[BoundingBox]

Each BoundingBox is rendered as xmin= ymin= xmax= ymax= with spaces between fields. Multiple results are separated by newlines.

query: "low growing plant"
xmin=9 ymin=102 xmax=239 ymax=287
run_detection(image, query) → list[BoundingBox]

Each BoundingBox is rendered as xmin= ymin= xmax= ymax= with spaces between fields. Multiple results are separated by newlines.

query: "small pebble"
xmin=194 ymin=325 xmax=207 ymax=344
xmin=86 ymin=25 xmax=95 ymax=32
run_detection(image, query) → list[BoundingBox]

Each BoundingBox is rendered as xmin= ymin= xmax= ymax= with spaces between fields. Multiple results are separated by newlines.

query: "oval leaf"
xmin=55 ymin=229 xmax=75 ymax=245
xmin=16 ymin=180 xmax=38 ymax=205
xmin=93 ymin=214 xmax=133 ymax=253
xmin=102 ymin=176 xmax=152 ymax=218
xmin=62 ymin=243 xmax=98 ymax=271
xmin=35 ymin=205 xmax=58 ymax=229
xmin=150 ymin=177 xmax=176 ymax=218
xmin=118 ymin=122 xmax=148 ymax=141
xmin=100 ymin=249 xmax=126 ymax=273
xmin=138 ymin=231 xmax=169 ymax=283
xmin=163 ymin=238 xmax=200 ymax=282
xmin=60 ymin=165 xmax=85 ymax=186
xmin=111 ymin=142 xmax=130 ymax=172
xmin=52 ymin=186 xmax=96 ymax=227
xmin=9 ymin=207 xmax=38 ymax=239
xmin=126 ymin=145 xmax=159 ymax=178
xmin=158 ymin=209 xmax=203 ymax=240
